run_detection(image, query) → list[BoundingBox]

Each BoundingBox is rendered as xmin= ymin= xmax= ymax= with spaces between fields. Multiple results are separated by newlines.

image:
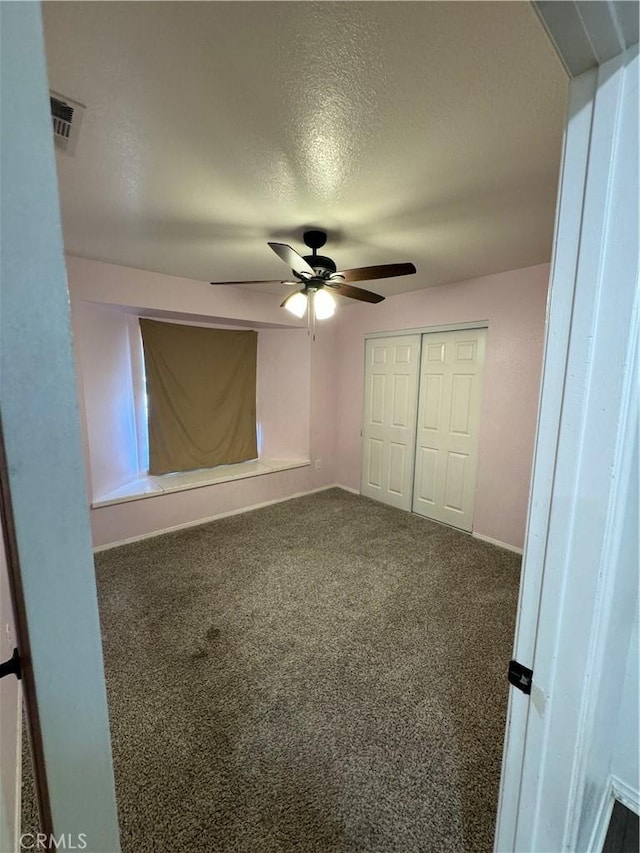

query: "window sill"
xmin=91 ymin=459 xmax=311 ymax=509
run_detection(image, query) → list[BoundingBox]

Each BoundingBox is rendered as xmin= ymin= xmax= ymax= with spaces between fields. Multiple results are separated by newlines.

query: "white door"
xmin=361 ymin=335 xmax=421 ymax=511
xmin=412 ymin=328 xmax=486 ymax=532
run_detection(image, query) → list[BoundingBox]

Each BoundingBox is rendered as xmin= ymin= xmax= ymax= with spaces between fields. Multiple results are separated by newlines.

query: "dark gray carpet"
xmin=24 ymin=488 xmax=520 ymax=852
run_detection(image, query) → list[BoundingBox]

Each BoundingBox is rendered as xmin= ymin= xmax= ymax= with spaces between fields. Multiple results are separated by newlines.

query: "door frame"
xmin=495 ymin=4 xmax=639 ymax=849
xmin=0 ymin=423 xmax=52 ymax=842
xmin=363 ymin=320 xmax=489 ymax=341
xmin=0 ymin=464 xmax=25 ymax=853
xmin=0 ymin=4 xmax=120 ymax=849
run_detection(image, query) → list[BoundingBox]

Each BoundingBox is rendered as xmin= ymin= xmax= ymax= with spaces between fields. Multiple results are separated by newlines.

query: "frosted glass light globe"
xmin=283 ymin=291 xmax=308 ymax=318
xmin=313 ymin=288 xmax=336 ymax=320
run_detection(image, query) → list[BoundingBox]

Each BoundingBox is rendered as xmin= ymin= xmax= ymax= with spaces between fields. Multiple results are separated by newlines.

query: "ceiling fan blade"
xmin=336 ymin=262 xmax=416 ymax=283
xmin=268 ymin=242 xmax=316 ymax=277
xmin=329 ymin=282 xmax=385 ymax=303
xmin=209 ymin=279 xmax=286 ymax=286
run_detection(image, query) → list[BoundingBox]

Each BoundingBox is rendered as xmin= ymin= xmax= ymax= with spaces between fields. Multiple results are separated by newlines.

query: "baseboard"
xmin=93 ymin=484 xmax=348 ymax=552
xmin=94 ymin=486 xmax=518 ymax=554
xmin=472 ymin=531 xmax=523 ymax=555
xmin=337 ymin=484 xmax=360 ymax=495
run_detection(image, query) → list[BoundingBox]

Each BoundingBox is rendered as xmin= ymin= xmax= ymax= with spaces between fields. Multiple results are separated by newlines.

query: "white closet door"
xmin=412 ymin=328 xmax=486 ymax=531
xmin=361 ymin=335 xmax=421 ymax=511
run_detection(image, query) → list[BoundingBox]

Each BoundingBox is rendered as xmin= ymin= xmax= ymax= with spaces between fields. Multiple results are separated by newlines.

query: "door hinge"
xmin=508 ymin=659 xmax=532 ymax=695
xmin=0 ymin=647 xmax=22 ymax=681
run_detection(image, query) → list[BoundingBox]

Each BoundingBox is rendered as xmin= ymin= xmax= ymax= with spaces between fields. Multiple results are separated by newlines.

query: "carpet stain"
xmin=207 ymin=625 xmax=222 ymax=642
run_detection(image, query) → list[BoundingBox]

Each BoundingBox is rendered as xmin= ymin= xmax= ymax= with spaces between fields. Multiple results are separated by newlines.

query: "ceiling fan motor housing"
xmin=302 ymin=254 xmax=337 ymax=276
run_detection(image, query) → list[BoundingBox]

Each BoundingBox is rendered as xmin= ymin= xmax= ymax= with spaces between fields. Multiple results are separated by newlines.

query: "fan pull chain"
xmin=309 ymin=291 xmax=316 ymax=340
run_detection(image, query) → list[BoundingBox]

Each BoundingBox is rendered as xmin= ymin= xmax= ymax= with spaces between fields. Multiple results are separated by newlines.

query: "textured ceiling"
xmin=43 ymin=1 xmax=567 ymax=298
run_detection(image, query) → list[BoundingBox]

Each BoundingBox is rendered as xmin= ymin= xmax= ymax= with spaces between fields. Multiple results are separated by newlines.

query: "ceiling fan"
xmin=210 ymin=230 xmax=416 ymax=320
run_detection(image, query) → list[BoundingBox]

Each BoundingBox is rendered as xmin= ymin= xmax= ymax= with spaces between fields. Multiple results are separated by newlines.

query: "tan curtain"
xmin=140 ymin=319 xmax=257 ymax=475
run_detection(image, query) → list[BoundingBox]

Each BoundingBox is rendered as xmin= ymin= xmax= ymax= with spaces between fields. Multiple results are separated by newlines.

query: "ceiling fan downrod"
xmin=302 ymin=230 xmax=337 ymax=277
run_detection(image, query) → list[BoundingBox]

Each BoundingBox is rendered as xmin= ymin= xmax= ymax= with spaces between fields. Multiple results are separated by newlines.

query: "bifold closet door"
xmin=412 ymin=328 xmax=486 ymax=531
xmin=361 ymin=335 xmax=421 ymax=511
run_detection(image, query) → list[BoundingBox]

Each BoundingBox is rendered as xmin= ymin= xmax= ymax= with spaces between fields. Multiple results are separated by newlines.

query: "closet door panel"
xmin=413 ymin=329 xmax=486 ymax=531
xmin=361 ymin=335 xmax=421 ymax=511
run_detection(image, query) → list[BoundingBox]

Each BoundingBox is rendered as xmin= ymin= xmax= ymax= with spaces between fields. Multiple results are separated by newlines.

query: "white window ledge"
xmin=91 ymin=459 xmax=310 ymax=508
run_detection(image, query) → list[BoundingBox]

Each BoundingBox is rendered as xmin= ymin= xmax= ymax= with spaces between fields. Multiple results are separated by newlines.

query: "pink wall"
xmin=67 ymin=256 xmax=338 ymax=547
xmin=90 ymin=465 xmax=323 ymax=547
xmin=88 ymin=329 xmax=338 ymax=548
xmin=334 ymin=264 xmax=550 ymax=550
xmin=257 ymin=329 xmax=310 ymax=460
xmin=310 ymin=324 xmax=339 ymax=477
xmin=72 ymin=301 xmax=140 ymax=497
xmin=67 ymin=255 xmax=299 ymax=328
xmin=67 ymin=256 xmax=546 ymax=550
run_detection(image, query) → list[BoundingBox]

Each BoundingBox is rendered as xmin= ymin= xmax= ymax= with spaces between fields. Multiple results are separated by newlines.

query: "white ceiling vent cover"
xmin=50 ymin=91 xmax=85 ymax=155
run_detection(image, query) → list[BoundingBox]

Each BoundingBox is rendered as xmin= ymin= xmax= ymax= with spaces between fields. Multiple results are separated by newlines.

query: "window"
xmin=73 ymin=299 xmax=311 ymax=506
xmin=139 ymin=319 xmax=258 ymax=475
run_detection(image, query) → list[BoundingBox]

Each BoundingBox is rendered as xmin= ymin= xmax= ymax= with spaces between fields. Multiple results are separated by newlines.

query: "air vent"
xmin=49 ymin=91 xmax=85 ymax=155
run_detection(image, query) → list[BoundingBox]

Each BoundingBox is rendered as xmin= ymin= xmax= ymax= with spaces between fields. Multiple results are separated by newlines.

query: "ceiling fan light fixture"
xmin=313 ymin=288 xmax=336 ymax=320
xmin=283 ymin=290 xmax=308 ymax=318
